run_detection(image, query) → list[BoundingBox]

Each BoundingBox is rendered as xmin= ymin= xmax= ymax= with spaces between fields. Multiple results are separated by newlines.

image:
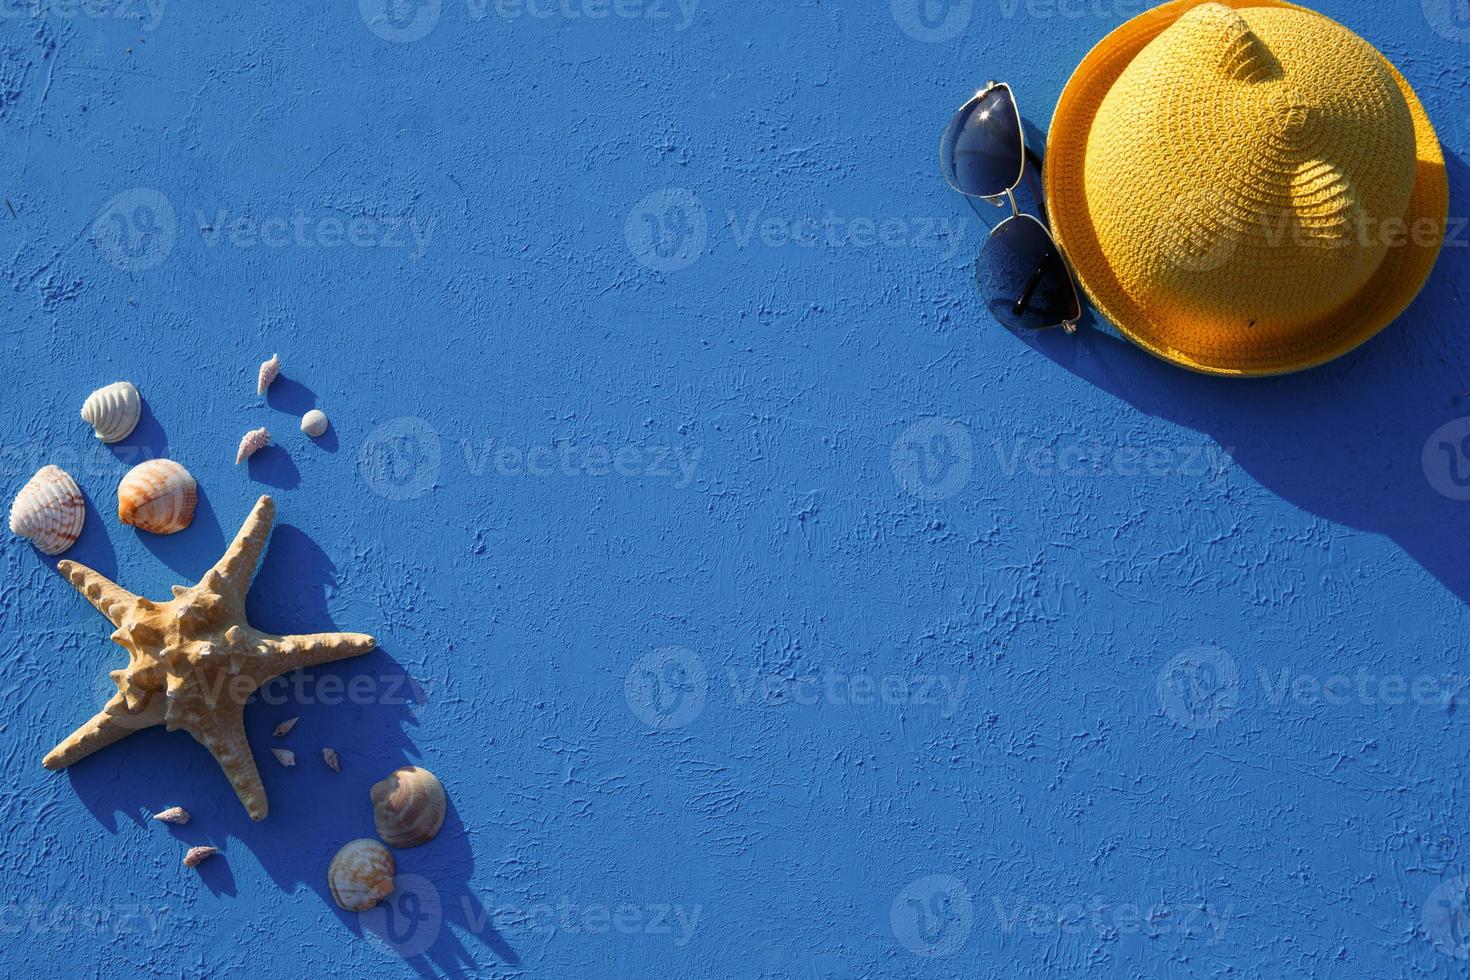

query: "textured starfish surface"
xmin=42 ymin=495 xmax=375 ymax=820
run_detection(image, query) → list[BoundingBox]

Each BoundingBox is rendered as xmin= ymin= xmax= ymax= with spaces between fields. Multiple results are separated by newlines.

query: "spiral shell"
xmin=235 ymin=427 xmax=270 ymax=465
xmin=257 ymin=353 xmax=280 ymax=395
xmin=322 ymin=748 xmax=340 ymax=772
xmin=118 ymin=459 xmax=197 ymax=535
xmin=328 ymin=839 xmax=395 ymax=912
xmin=370 ymin=766 xmax=446 ymax=848
xmin=80 ymin=381 xmax=141 ymax=444
xmin=271 ymin=748 xmax=295 ymax=767
xmin=183 ymin=846 xmax=218 ymax=868
xmin=9 ymin=465 xmax=85 ymax=555
xmin=153 ymin=806 xmax=190 ymax=825
xmin=300 ymin=409 xmax=329 ymax=438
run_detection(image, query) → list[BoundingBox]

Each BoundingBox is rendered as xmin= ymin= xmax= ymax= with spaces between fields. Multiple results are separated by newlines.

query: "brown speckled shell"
xmin=328 ymin=839 xmax=395 ymax=911
xmin=370 ymin=766 xmax=446 ymax=848
xmin=118 ymin=459 xmax=197 ymax=534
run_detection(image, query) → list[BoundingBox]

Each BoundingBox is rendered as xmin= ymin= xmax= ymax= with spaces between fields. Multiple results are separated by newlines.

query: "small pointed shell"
xmin=271 ymin=748 xmax=296 ymax=767
xmin=118 ymin=459 xmax=196 ymax=535
xmin=235 ymin=427 xmax=270 ymax=465
xmin=257 ymin=353 xmax=280 ymax=395
xmin=322 ymin=748 xmax=340 ymax=772
xmin=328 ymin=839 xmax=395 ymax=911
xmin=371 ymin=766 xmax=446 ymax=848
xmin=80 ymin=381 xmax=141 ymax=443
xmin=9 ymin=465 xmax=85 ymax=555
xmin=301 ymin=409 xmax=329 ymax=438
xmin=183 ymin=846 xmax=218 ymax=868
xmin=153 ymin=806 xmax=190 ymax=825
xmin=274 ymin=716 xmax=298 ymax=737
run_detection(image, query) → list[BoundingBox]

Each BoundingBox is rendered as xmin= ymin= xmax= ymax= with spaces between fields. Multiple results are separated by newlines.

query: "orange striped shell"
xmin=118 ymin=459 xmax=197 ymax=534
xmin=9 ymin=465 xmax=85 ymax=555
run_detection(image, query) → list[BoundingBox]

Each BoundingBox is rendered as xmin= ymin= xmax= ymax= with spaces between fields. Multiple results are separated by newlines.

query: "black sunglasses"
xmin=940 ymin=82 xmax=1081 ymax=334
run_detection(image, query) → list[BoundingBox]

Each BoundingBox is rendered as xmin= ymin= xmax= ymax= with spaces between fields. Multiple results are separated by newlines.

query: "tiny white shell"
xmin=235 ymin=427 xmax=271 ymax=465
xmin=80 ymin=381 xmax=141 ymax=443
xmin=271 ymin=748 xmax=296 ymax=767
xmin=273 ymin=716 xmax=298 ymax=737
xmin=118 ymin=459 xmax=196 ymax=535
xmin=328 ymin=839 xmax=395 ymax=911
xmin=300 ymin=409 xmax=329 ymax=438
xmin=257 ymin=353 xmax=280 ymax=395
xmin=153 ymin=806 xmax=191 ymax=825
xmin=183 ymin=846 xmax=218 ymax=868
xmin=10 ymin=465 xmax=85 ymax=555
xmin=322 ymin=747 xmax=341 ymax=772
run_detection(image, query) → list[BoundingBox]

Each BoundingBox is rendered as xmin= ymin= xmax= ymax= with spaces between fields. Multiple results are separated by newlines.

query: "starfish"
xmin=42 ymin=495 xmax=375 ymax=820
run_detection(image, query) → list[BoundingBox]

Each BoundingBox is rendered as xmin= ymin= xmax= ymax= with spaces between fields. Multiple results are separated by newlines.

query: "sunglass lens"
xmin=976 ymin=218 xmax=1081 ymax=330
xmin=940 ymin=85 xmax=1024 ymax=199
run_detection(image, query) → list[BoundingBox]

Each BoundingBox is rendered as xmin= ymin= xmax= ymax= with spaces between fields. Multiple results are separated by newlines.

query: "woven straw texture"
xmin=1045 ymin=0 xmax=1448 ymax=376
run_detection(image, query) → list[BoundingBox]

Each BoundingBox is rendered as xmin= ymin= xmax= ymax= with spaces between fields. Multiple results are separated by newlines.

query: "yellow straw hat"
xmin=1045 ymin=0 xmax=1449 ymax=376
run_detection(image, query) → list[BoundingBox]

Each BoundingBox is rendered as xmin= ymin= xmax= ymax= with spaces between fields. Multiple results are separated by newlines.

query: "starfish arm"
xmin=259 ymin=632 xmax=377 ymax=679
xmin=200 ymin=495 xmax=276 ymax=601
xmin=191 ymin=704 xmax=269 ymax=821
xmin=42 ymin=694 xmax=164 ymax=769
xmin=57 ymin=561 xmax=141 ymax=627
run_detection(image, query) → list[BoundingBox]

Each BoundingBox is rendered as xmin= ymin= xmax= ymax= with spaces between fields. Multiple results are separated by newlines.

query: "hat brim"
xmin=1044 ymin=0 xmax=1449 ymax=377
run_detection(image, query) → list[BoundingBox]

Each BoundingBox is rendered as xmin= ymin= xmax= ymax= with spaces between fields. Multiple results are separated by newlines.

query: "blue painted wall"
xmin=2 ymin=0 xmax=1468 ymax=976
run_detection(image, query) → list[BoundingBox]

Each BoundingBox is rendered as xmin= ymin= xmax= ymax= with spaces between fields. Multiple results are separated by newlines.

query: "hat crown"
xmin=1082 ymin=2 xmax=1418 ymax=353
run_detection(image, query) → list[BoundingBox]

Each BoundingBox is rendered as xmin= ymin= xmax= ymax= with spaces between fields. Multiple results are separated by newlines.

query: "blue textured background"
xmin=2 ymin=0 xmax=1469 ymax=976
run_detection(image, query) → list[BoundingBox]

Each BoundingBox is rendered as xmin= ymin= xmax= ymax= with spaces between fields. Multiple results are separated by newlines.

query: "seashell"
xmin=257 ymin=353 xmax=280 ymax=395
xmin=271 ymin=748 xmax=295 ymax=767
xmin=153 ymin=806 xmax=190 ymax=825
xmin=80 ymin=381 xmax=141 ymax=443
xmin=183 ymin=846 xmax=218 ymax=868
xmin=118 ymin=459 xmax=197 ymax=535
xmin=328 ymin=839 xmax=395 ymax=911
xmin=370 ymin=766 xmax=446 ymax=848
xmin=273 ymin=716 xmax=298 ymax=737
xmin=235 ymin=427 xmax=270 ymax=465
xmin=322 ymin=747 xmax=340 ymax=772
xmin=9 ymin=465 xmax=85 ymax=555
xmin=301 ymin=409 xmax=329 ymax=438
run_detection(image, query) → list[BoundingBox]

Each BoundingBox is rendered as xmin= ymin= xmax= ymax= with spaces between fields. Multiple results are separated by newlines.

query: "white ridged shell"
xmin=117 ymin=459 xmax=197 ymax=535
xmin=235 ymin=427 xmax=270 ymax=465
xmin=328 ymin=839 xmax=395 ymax=911
xmin=257 ymin=354 xmax=280 ymax=395
xmin=9 ymin=465 xmax=85 ymax=555
xmin=371 ymin=766 xmax=446 ymax=848
xmin=80 ymin=381 xmax=141 ymax=443
xmin=300 ymin=409 xmax=329 ymax=438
